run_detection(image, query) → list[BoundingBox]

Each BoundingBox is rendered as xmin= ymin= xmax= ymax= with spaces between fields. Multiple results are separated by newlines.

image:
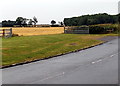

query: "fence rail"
xmin=0 ymin=28 xmax=12 ymax=38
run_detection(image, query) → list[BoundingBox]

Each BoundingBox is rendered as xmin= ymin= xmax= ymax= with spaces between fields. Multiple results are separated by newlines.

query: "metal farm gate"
xmin=64 ymin=26 xmax=89 ymax=34
xmin=0 ymin=28 xmax=12 ymax=38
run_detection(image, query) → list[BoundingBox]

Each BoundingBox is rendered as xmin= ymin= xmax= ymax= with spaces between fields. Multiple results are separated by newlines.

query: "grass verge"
xmin=2 ymin=34 xmax=116 ymax=66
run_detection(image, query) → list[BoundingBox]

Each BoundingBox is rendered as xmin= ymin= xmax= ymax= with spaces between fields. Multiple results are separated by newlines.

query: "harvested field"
xmin=0 ymin=27 xmax=64 ymax=36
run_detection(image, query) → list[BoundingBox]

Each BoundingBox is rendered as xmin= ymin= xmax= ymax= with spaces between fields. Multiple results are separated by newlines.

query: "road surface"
xmin=2 ymin=38 xmax=118 ymax=84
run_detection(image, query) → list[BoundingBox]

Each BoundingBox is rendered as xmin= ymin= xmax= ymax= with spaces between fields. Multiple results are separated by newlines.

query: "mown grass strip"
xmin=2 ymin=34 xmax=111 ymax=66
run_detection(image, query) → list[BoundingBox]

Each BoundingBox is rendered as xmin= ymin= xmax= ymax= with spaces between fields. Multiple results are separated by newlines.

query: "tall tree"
xmin=33 ymin=16 xmax=38 ymax=26
xmin=58 ymin=21 xmax=64 ymax=26
xmin=22 ymin=18 xmax=28 ymax=26
xmin=15 ymin=17 xmax=24 ymax=26
xmin=28 ymin=19 xmax=33 ymax=25
xmin=51 ymin=20 xmax=56 ymax=25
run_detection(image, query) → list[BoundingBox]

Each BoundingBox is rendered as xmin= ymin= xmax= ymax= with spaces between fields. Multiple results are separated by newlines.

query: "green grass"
xmin=2 ymin=34 xmax=109 ymax=66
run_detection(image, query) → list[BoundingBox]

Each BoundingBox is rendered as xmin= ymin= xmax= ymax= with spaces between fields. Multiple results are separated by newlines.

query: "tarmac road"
xmin=2 ymin=38 xmax=119 ymax=84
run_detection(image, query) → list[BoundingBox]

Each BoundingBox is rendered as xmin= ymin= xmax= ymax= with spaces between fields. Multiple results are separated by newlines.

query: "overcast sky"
xmin=0 ymin=0 xmax=119 ymax=24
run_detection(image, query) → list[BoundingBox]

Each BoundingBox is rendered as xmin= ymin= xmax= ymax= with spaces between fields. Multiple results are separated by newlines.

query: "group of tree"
xmin=2 ymin=18 xmax=64 ymax=27
xmin=64 ymin=13 xmax=119 ymax=26
xmin=51 ymin=20 xmax=64 ymax=27
xmin=2 ymin=16 xmax=38 ymax=27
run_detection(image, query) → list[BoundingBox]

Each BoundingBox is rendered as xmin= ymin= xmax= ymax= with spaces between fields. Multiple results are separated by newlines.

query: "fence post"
xmin=64 ymin=26 xmax=65 ymax=33
xmin=10 ymin=28 xmax=12 ymax=37
xmin=3 ymin=29 xmax=5 ymax=37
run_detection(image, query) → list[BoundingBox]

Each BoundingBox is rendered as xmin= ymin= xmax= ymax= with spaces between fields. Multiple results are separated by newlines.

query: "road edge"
xmin=1 ymin=41 xmax=108 ymax=69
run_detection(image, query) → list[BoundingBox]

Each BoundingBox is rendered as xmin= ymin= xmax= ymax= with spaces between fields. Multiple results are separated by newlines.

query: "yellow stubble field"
xmin=0 ymin=27 xmax=64 ymax=36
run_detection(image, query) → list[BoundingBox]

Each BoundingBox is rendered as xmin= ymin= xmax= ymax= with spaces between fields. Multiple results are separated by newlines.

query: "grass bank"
xmin=2 ymin=34 xmax=114 ymax=66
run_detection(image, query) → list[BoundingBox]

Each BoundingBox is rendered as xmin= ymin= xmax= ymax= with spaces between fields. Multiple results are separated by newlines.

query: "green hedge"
xmin=89 ymin=24 xmax=118 ymax=34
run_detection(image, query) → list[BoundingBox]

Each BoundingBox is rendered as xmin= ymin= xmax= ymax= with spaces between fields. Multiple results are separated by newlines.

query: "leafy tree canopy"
xmin=64 ymin=13 xmax=119 ymax=26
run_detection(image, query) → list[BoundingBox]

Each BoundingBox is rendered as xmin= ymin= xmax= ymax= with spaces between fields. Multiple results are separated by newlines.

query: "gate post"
xmin=10 ymin=28 xmax=12 ymax=37
xmin=3 ymin=29 xmax=5 ymax=37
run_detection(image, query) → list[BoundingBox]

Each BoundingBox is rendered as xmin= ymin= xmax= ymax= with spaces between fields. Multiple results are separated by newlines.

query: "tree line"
xmin=64 ymin=13 xmax=119 ymax=26
xmin=2 ymin=16 xmax=38 ymax=27
xmin=1 ymin=17 xmax=64 ymax=27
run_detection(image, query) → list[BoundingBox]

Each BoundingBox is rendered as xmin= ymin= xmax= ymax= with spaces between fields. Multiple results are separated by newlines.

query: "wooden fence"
xmin=64 ymin=26 xmax=89 ymax=34
xmin=0 ymin=28 xmax=12 ymax=38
